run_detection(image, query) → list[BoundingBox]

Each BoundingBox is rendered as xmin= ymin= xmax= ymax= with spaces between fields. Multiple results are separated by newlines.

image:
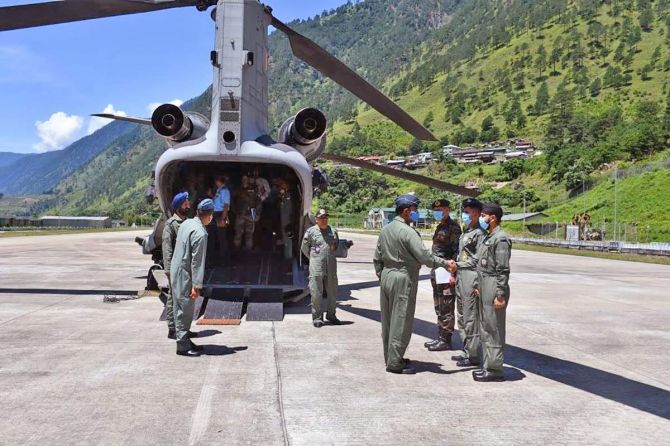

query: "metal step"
xmin=246 ymin=288 xmax=284 ymax=321
xmin=197 ymin=288 xmax=245 ymax=325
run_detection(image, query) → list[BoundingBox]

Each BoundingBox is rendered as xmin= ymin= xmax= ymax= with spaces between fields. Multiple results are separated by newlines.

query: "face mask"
xmin=461 ymin=212 xmax=472 ymax=226
xmin=433 ymin=211 xmax=444 ymax=221
xmin=479 ymin=216 xmax=490 ymax=231
xmin=410 ymin=211 xmax=420 ymax=223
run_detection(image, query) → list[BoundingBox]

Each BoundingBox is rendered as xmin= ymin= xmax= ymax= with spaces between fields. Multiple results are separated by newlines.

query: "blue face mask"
xmin=410 ymin=211 xmax=420 ymax=223
xmin=433 ymin=211 xmax=444 ymax=221
xmin=461 ymin=212 xmax=472 ymax=226
xmin=479 ymin=216 xmax=489 ymax=230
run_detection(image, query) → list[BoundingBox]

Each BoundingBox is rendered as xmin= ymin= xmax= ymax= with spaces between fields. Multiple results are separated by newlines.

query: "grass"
xmin=0 ymin=227 xmax=148 ymax=238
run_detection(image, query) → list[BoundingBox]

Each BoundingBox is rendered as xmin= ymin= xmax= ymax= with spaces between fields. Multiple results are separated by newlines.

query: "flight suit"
xmin=373 ymin=216 xmax=444 ymax=371
xmin=161 ymin=214 xmax=184 ymax=333
xmin=170 ymin=218 xmax=208 ymax=352
xmin=430 ymin=218 xmax=462 ymax=341
xmin=456 ymin=225 xmax=486 ymax=363
xmin=476 ymin=226 xmax=512 ymax=376
xmin=301 ymin=224 xmax=339 ymax=321
xmin=233 ymin=186 xmax=259 ymax=250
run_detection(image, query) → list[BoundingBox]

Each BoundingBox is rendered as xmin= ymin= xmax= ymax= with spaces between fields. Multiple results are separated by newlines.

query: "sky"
xmin=0 ymin=0 xmax=349 ymax=154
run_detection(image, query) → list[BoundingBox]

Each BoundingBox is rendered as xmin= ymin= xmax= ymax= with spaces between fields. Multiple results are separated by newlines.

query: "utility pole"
xmin=613 ymin=167 xmax=618 ymax=242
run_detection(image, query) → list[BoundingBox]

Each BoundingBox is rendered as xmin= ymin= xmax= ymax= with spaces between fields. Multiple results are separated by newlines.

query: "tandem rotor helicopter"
xmin=2 ymin=0 xmax=478 ymax=321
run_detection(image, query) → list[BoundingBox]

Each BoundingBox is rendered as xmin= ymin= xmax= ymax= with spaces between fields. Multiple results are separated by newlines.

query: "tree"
xmin=651 ymin=46 xmax=662 ymax=68
xmin=564 ymin=158 xmax=593 ymax=190
xmin=480 ymin=115 xmax=500 ymax=142
xmin=409 ymin=138 xmax=424 ymax=155
xmin=641 ymin=64 xmax=653 ymax=81
xmin=535 ymin=44 xmax=547 ymax=79
xmin=589 ymin=77 xmax=602 ymax=97
xmin=514 ymin=71 xmax=525 ymax=90
xmin=500 ymin=159 xmax=525 ymax=181
xmin=663 ymin=91 xmax=670 ymax=143
xmin=603 ymin=65 xmax=624 ymax=88
xmin=423 ymin=111 xmax=435 ymax=130
xmin=534 ymin=81 xmax=550 ymax=115
xmin=639 ymin=6 xmax=654 ymax=32
xmin=550 ymin=46 xmax=562 ymax=75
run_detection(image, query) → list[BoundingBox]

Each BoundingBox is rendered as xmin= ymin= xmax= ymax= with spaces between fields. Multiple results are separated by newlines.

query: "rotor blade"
xmin=0 ymin=0 xmax=213 ymax=32
xmin=269 ymin=14 xmax=437 ymax=142
xmin=91 ymin=113 xmax=152 ymax=125
xmin=321 ymin=153 xmax=479 ymax=197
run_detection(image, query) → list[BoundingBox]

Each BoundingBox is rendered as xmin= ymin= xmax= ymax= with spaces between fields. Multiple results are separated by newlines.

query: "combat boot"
xmin=424 ymin=339 xmax=439 ymax=348
xmin=427 ymin=337 xmax=452 ymax=351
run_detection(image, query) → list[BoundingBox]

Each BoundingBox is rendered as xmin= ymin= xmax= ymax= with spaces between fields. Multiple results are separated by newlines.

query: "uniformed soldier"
xmin=162 ymin=191 xmax=191 ymax=340
xmin=425 ymin=199 xmax=462 ymax=351
xmin=278 ymin=183 xmax=294 ymax=260
xmin=233 ymin=175 xmax=259 ymax=251
xmin=472 ymin=203 xmax=511 ymax=382
xmin=373 ymin=194 xmax=448 ymax=374
xmin=171 ymin=199 xmax=214 ymax=357
xmin=448 ymin=198 xmax=486 ymax=367
xmin=301 ymin=209 xmax=341 ymax=327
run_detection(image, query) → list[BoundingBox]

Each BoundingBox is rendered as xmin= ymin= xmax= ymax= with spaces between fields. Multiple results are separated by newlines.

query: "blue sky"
xmin=0 ymin=0 xmax=349 ymax=153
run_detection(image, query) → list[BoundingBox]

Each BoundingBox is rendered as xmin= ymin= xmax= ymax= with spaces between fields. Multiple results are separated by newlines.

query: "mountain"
xmin=8 ymin=0 xmax=670 ymax=241
xmin=0 ymin=121 xmax=135 ymax=195
xmin=0 ymin=152 xmax=27 ymax=168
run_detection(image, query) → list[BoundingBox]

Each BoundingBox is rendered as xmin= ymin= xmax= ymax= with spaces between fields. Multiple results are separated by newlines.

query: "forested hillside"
xmin=18 ymin=0 xmax=670 ymax=241
xmin=0 ymin=152 xmax=27 ymax=168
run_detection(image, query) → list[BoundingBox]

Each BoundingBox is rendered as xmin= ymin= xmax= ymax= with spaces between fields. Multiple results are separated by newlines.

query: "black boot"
xmin=427 ymin=338 xmax=452 ymax=351
xmin=424 ymin=339 xmax=439 ymax=348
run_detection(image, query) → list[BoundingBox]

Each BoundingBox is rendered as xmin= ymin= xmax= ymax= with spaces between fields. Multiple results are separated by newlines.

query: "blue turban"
xmin=171 ymin=192 xmax=189 ymax=211
xmin=394 ymin=194 xmax=420 ymax=209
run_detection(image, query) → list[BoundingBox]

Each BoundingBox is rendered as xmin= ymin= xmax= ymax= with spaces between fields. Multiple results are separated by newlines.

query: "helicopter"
xmin=2 ymin=0 xmax=478 ymax=322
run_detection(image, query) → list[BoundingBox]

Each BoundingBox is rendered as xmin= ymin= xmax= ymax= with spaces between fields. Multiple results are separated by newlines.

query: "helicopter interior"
xmin=163 ymin=161 xmax=304 ymax=288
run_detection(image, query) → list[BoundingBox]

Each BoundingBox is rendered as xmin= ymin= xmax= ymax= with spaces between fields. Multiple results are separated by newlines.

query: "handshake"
xmin=444 ymin=260 xmax=457 ymax=273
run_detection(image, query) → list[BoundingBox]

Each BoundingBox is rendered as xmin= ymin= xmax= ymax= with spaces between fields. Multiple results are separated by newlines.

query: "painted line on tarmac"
xmin=188 ymin=358 xmax=222 ymax=446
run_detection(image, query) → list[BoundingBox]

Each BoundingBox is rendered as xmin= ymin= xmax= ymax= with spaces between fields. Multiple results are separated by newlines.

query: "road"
xmin=0 ymin=230 xmax=669 ymax=445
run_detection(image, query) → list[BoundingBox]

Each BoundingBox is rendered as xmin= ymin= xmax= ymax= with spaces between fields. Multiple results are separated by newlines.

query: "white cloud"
xmin=87 ymin=104 xmax=127 ymax=135
xmin=146 ymin=98 xmax=184 ymax=114
xmin=33 ymin=112 xmax=83 ymax=153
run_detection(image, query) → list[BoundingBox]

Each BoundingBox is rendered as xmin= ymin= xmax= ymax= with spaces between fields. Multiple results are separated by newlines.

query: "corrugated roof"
xmin=40 ymin=216 xmax=111 ymax=221
xmin=502 ymin=212 xmax=547 ymax=221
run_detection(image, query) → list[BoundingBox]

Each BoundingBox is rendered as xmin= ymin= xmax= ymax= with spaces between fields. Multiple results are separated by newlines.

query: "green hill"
xmin=5 ymin=0 xmax=667 ymax=241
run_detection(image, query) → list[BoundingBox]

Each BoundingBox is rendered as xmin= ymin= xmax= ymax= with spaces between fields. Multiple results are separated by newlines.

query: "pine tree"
xmin=550 ymin=46 xmax=562 ymax=75
xmin=534 ymin=81 xmax=550 ymax=115
xmin=535 ymin=44 xmax=548 ymax=79
xmin=589 ymin=77 xmax=602 ymax=97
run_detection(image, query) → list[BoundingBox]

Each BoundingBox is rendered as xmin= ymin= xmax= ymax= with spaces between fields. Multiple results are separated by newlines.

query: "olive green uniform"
xmin=170 ymin=218 xmax=208 ymax=352
xmin=373 ymin=216 xmax=444 ymax=371
xmin=161 ymin=214 xmax=184 ymax=332
xmin=301 ymin=225 xmax=339 ymax=321
xmin=430 ymin=218 xmax=461 ymax=341
xmin=233 ymin=186 xmax=259 ymax=250
xmin=476 ymin=226 xmax=512 ymax=376
xmin=455 ymin=225 xmax=486 ymax=362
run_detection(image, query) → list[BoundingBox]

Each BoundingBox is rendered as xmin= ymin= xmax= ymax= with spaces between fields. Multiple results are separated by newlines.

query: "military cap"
xmin=481 ymin=203 xmax=504 ymax=221
xmin=315 ymin=209 xmax=329 ymax=219
xmin=171 ymin=191 xmax=189 ymax=211
xmin=394 ymin=194 xmax=421 ymax=209
xmin=431 ymin=199 xmax=451 ymax=209
xmin=461 ymin=198 xmax=483 ymax=211
xmin=197 ymin=198 xmax=215 ymax=212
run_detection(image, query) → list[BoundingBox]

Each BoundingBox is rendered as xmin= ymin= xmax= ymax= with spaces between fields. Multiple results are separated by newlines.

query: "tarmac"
xmin=0 ymin=230 xmax=669 ymax=445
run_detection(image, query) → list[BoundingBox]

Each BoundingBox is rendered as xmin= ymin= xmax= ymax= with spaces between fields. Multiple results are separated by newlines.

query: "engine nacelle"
xmin=278 ymin=108 xmax=327 ymax=161
xmin=151 ymin=103 xmax=210 ymax=146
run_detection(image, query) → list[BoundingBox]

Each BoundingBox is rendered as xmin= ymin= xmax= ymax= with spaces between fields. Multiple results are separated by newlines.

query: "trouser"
xmin=478 ymin=277 xmax=508 ymax=375
xmin=234 ymin=216 xmax=255 ymax=250
xmin=380 ymin=269 xmax=417 ymax=371
xmin=166 ymin=276 xmax=175 ymax=332
xmin=309 ymin=272 xmax=338 ymax=320
xmin=173 ymin=291 xmax=196 ymax=352
xmin=456 ymin=269 xmax=480 ymax=362
xmin=430 ymin=276 xmax=456 ymax=341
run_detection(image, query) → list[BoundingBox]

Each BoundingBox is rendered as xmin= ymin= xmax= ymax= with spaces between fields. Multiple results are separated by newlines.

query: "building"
xmin=442 ymin=144 xmax=461 ymax=156
xmin=385 ymin=159 xmax=406 ymax=169
xmin=40 ymin=216 xmax=112 ymax=228
xmin=0 ymin=215 xmax=40 ymax=227
xmin=451 ymin=147 xmax=506 ymax=164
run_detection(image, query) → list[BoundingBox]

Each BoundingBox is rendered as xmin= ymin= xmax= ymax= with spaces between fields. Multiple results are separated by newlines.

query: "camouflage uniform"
xmin=430 ymin=217 xmax=462 ymax=342
xmin=233 ymin=185 xmax=259 ymax=250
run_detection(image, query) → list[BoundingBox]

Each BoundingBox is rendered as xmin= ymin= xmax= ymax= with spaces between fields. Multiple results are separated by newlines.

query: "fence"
xmin=513 ymin=237 xmax=670 ymax=257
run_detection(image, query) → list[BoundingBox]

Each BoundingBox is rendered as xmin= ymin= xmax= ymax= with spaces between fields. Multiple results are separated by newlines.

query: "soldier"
xmin=278 ymin=182 xmax=294 ymax=260
xmin=472 ymin=203 xmax=511 ymax=382
xmin=233 ymin=175 xmax=259 ymax=251
xmin=373 ymin=194 xmax=448 ymax=374
xmin=171 ymin=199 xmax=214 ymax=357
xmin=425 ymin=199 xmax=462 ymax=351
xmin=447 ymin=198 xmax=486 ymax=367
xmin=301 ymin=209 xmax=341 ymax=327
xmin=162 ymin=191 xmax=193 ymax=340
